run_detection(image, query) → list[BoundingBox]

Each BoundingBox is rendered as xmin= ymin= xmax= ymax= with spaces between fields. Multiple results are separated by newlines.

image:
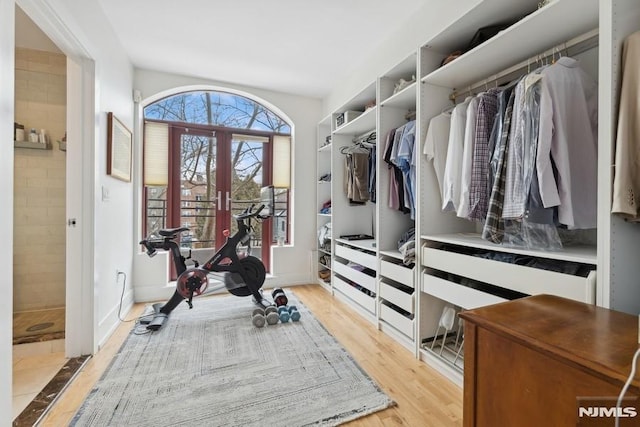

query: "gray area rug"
xmin=72 ymin=291 xmax=394 ymax=426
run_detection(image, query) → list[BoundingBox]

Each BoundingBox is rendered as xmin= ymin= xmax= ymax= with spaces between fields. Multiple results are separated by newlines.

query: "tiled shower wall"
xmin=13 ymin=47 xmax=66 ymax=312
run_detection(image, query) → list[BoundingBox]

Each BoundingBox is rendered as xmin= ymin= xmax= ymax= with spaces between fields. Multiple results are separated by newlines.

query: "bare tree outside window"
xmin=143 ymin=91 xmax=291 ymax=255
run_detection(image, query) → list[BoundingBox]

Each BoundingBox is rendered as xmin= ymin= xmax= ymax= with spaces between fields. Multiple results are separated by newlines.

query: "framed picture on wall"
xmin=107 ymin=112 xmax=132 ymax=182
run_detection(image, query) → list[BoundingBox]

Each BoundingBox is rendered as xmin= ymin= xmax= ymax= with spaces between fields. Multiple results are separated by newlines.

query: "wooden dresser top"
xmin=460 ymin=294 xmax=640 ymax=388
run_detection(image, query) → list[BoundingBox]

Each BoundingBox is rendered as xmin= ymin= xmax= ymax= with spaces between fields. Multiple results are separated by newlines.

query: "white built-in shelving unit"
xmin=315 ymin=0 xmax=640 ymax=387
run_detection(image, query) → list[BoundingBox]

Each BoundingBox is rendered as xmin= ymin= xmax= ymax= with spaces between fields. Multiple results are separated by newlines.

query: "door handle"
xmin=226 ymin=191 xmax=230 ymax=211
xmin=217 ymin=191 xmax=221 ymax=209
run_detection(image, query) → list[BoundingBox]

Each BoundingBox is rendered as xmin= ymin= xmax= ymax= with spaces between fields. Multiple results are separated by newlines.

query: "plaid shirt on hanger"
xmin=468 ymin=88 xmax=499 ymax=221
xmin=482 ymin=90 xmax=516 ymax=243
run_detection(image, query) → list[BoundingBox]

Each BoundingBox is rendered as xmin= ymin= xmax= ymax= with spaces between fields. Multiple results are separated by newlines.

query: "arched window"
xmin=142 ymin=90 xmax=291 ymax=272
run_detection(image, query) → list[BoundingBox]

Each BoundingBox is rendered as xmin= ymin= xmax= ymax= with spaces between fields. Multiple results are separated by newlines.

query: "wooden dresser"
xmin=459 ymin=295 xmax=640 ymax=427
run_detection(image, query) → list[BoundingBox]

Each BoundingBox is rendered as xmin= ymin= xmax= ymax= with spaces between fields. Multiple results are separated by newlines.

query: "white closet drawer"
xmin=335 ymin=244 xmax=377 ymax=270
xmin=421 ymin=247 xmax=595 ymax=304
xmin=379 ymin=280 xmax=414 ymax=313
xmin=334 ymin=261 xmax=376 ymax=293
xmin=422 ymin=273 xmax=507 ymax=310
xmin=379 ymin=303 xmax=414 ymax=339
xmin=333 ymin=276 xmax=376 ymax=314
xmin=380 ymin=260 xmax=414 ymax=287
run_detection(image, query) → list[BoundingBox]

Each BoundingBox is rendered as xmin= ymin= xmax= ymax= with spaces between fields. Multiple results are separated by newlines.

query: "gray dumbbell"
xmin=252 ymin=308 xmax=266 ymax=328
xmin=264 ymin=305 xmax=280 ymax=325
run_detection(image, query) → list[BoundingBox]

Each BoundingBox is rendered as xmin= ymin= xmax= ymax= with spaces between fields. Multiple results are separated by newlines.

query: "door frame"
xmin=17 ymin=0 xmax=97 ymax=356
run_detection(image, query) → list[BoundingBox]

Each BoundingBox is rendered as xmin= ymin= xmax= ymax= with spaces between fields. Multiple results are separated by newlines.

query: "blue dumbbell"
xmin=288 ymin=305 xmax=301 ymax=322
xmin=277 ymin=306 xmax=290 ymax=323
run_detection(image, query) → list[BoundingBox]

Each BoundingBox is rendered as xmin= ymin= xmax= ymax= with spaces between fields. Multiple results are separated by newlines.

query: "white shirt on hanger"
xmin=441 ymin=96 xmax=473 ymax=212
xmin=423 ymin=112 xmax=452 ymax=202
xmin=537 ymin=57 xmax=598 ymax=229
xmin=458 ymin=94 xmax=482 ymax=218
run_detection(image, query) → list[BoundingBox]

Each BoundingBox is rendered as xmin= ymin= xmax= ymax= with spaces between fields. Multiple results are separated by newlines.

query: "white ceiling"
xmin=95 ymin=0 xmax=428 ymax=99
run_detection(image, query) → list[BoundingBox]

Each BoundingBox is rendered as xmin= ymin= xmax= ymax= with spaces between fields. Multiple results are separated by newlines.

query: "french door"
xmin=166 ymin=125 xmax=271 ymax=269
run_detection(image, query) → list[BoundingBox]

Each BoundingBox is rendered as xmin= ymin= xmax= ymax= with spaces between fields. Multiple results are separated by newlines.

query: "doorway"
xmin=13 ymin=6 xmax=67 ymax=345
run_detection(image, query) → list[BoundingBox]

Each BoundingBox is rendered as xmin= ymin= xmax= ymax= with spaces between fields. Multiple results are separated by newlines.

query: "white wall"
xmin=133 ymin=69 xmax=322 ymax=302
xmin=0 ymin=1 xmax=15 ymax=423
xmin=323 ymin=0 xmax=481 ymax=114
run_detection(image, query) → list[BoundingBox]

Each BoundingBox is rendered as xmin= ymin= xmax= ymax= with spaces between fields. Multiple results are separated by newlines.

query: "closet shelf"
xmin=379 ymin=250 xmax=404 ymax=261
xmin=317 ymin=213 xmax=332 ymax=218
xmin=318 ymin=143 xmax=332 ymax=152
xmin=335 ymin=238 xmax=377 ymax=253
xmin=420 ymin=0 xmax=598 ymax=89
xmin=380 ymin=82 xmax=417 ymax=109
xmin=333 ymin=107 xmax=376 ymax=135
xmin=421 ymin=233 xmax=596 ymax=265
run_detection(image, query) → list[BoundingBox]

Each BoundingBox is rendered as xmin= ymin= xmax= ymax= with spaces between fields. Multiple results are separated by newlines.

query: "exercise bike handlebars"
xmin=234 ymin=203 xmax=265 ymax=220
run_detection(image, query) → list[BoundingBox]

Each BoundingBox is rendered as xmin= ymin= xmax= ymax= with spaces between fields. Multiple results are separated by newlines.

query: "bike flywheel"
xmin=176 ymin=267 xmax=209 ymax=298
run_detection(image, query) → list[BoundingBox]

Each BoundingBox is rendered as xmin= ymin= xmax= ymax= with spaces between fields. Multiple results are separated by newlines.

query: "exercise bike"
xmin=139 ymin=204 xmax=271 ymax=331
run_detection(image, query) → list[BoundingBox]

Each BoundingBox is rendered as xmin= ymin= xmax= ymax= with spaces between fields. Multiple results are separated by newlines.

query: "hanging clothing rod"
xmin=449 ymin=28 xmax=599 ymax=101
xmin=352 ymin=130 xmax=376 ymax=144
xmin=405 ymin=110 xmax=417 ymax=121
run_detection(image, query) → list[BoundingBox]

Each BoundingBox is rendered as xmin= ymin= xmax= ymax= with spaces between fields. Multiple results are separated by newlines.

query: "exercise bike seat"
xmin=158 ymin=227 xmax=189 ymax=237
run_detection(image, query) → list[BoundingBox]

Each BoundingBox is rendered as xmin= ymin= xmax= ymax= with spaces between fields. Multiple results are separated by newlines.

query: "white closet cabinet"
xmin=316 ymin=115 xmax=332 ymax=290
xmin=376 ymin=53 xmax=419 ymax=350
xmin=315 ymin=0 xmax=640 ymax=387
xmin=320 ymin=82 xmax=379 ymax=323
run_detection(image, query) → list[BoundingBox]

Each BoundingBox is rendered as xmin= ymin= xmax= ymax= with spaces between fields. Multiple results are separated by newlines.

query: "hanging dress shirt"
xmin=384 ymin=129 xmax=400 ymax=210
xmin=397 ymin=120 xmax=417 ymax=218
xmin=523 ymin=73 xmax=556 ymax=225
xmin=424 ymin=112 xmax=452 ymax=203
xmin=502 ymin=79 xmax=528 ymax=219
xmin=442 ymin=97 xmax=473 ymax=211
xmin=612 ymin=31 xmax=640 ymax=219
xmin=482 ymin=90 xmax=516 ymax=243
xmin=458 ymin=95 xmax=482 ymax=218
xmin=468 ymin=89 xmax=499 ymax=222
xmin=487 ymin=82 xmax=517 ymax=198
xmin=537 ymin=57 xmax=598 ymax=229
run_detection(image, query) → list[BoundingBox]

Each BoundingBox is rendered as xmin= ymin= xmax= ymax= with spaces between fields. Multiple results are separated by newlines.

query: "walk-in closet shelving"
xmin=315 ymin=0 xmax=640 ymax=388
xmin=375 ymin=52 xmax=420 ymax=350
xmin=316 ymin=115 xmax=332 ymax=290
xmin=414 ymin=0 xmax=602 ymax=384
xmin=327 ymin=82 xmax=378 ymax=322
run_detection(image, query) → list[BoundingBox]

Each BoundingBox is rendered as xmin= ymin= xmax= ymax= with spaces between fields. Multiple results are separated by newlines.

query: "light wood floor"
xmin=39 ymin=284 xmax=463 ymax=426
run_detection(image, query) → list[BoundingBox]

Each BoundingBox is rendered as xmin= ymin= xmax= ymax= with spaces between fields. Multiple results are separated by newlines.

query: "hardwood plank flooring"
xmin=39 ymin=285 xmax=462 ymax=426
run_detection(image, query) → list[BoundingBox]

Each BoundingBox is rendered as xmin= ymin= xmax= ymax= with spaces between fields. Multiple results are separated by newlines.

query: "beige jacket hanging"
xmin=612 ymin=31 xmax=640 ymax=218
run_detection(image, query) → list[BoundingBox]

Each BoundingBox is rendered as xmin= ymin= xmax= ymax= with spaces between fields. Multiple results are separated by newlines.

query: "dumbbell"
xmin=277 ymin=306 xmax=290 ymax=323
xmin=264 ymin=306 xmax=279 ymax=325
xmin=272 ymin=288 xmax=288 ymax=307
xmin=252 ymin=306 xmax=279 ymax=327
xmin=252 ymin=308 xmax=266 ymax=328
xmin=288 ymin=305 xmax=301 ymax=322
